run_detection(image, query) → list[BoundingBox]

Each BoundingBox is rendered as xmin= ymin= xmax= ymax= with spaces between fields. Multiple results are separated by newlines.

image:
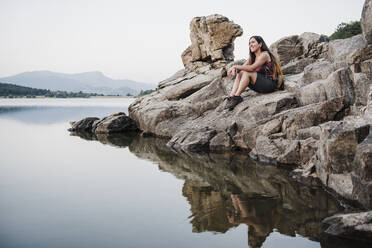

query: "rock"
xmin=317 ymin=118 xmax=370 ymax=176
xmin=290 ymin=165 xmax=322 ymax=188
xmin=269 ymin=35 xmax=303 ymax=65
xmin=328 ymin=173 xmax=354 ymax=199
xmin=313 ymin=117 xmax=371 ymax=205
xmin=296 ymin=126 xmax=321 ymax=140
xmin=299 ymin=32 xmax=329 ymax=57
xmin=281 ymin=57 xmax=315 ymax=75
xmin=281 ymin=97 xmax=346 ymax=140
xmin=327 ymin=34 xmax=366 ymax=68
xmin=93 ymin=112 xmax=138 ymax=134
xmin=323 ymin=211 xmax=372 ymax=243
xmin=270 ymin=32 xmax=329 ymax=66
xmin=248 ymin=98 xmax=345 ymax=165
xmin=283 ymin=73 xmax=303 ymax=92
xmin=181 ymin=46 xmax=193 ymax=69
xmin=352 ymin=133 xmax=372 ymax=208
xmin=296 ymin=68 xmax=355 ymax=106
xmin=353 ymin=72 xmax=371 ymax=106
xmin=127 ymin=11 xmax=372 ymax=211
xmin=362 ymin=0 xmax=372 ymax=44
xmin=361 ymin=58 xmax=372 ymax=79
xmin=366 ymin=85 xmax=372 ymax=115
xmin=181 ymin=14 xmax=243 ymax=70
xmin=164 ymin=68 xmax=224 ymax=100
xmin=167 ymin=128 xmax=217 ymax=152
xmin=252 ymin=135 xmax=294 ymax=164
xmin=68 ymin=117 xmax=99 ymax=132
xmin=348 ymin=45 xmax=372 ymax=68
xmin=68 ymin=113 xmax=139 ymax=135
xmin=302 ymin=60 xmax=335 ymax=84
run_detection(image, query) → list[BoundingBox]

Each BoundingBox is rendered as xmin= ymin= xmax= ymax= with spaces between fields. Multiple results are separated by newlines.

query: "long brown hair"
xmin=249 ymin=36 xmax=280 ymax=81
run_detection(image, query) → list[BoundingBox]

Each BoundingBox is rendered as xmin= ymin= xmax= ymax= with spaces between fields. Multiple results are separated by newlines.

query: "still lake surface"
xmin=0 ymin=98 xmax=363 ymax=248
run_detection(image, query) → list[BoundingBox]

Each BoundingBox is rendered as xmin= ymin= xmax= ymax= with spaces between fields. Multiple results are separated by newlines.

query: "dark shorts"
xmin=248 ymin=73 xmax=278 ymax=93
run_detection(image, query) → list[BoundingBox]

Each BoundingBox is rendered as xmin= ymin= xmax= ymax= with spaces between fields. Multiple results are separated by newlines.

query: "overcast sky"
xmin=0 ymin=0 xmax=366 ymax=84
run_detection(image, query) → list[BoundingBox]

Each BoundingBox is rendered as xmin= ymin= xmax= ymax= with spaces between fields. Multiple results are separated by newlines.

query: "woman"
xmin=225 ymin=36 xmax=283 ymax=110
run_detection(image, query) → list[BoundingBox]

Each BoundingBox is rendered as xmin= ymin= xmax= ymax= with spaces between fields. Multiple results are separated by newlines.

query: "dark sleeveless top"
xmin=255 ymin=61 xmax=274 ymax=78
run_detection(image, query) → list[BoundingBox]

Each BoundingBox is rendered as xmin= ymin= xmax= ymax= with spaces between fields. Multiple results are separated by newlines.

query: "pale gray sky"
xmin=0 ymin=0 xmax=365 ymax=84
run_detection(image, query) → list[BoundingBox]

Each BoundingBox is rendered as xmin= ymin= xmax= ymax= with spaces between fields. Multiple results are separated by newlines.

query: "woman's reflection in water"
xmin=228 ymin=194 xmax=280 ymax=248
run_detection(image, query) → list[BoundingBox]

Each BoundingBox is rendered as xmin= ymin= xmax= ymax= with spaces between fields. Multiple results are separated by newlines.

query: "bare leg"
xmin=230 ymin=71 xmax=242 ymax=96
xmin=235 ymin=72 xmax=257 ymax=96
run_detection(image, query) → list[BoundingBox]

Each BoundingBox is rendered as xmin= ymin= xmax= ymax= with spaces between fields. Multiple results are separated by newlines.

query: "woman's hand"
xmin=227 ymin=66 xmax=237 ymax=77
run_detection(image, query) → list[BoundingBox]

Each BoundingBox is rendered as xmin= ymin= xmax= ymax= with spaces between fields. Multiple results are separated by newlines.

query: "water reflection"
xmin=0 ymin=106 xmax=128 ymax=124
xmin=0 ymin=98 xmax=133 ymax=124
xmin=71 ymin=132 xmax=348 ymax=247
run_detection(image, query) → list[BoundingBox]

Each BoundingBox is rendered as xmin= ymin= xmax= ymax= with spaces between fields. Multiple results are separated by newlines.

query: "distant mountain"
xmin=0 ymin=71 xmax=156 ymax=95
xmin=0 ymin=82 xmax=102 ymax=98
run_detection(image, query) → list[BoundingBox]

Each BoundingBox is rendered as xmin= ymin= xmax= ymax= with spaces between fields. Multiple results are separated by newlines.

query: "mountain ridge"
xmin=0 ymin=70 xmax=155 ymax=95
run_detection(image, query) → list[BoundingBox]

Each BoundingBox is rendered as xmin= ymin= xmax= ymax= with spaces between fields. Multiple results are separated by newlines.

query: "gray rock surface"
xmin=128 ymin=11 xmax=372 ymax=212
xmin=69 ymin=117 xmax=99 ymax=132
xmin=181 ymin=14 xmax=243 ymax=70
xmin=323 ymin=211 xmax=372 ymax=243
xmin=69 ymin=112 xmax=138 ymax=134
xmin=269 ymin=35 xmax=302 ymax=65
xmin=71 ymin=3 xmax=372 ymax=240
xmin=362 ymin=0 xmax=372 ymax=44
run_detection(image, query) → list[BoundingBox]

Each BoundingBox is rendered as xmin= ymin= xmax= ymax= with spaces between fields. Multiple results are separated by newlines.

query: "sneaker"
xmin=225 ymin=96 xmax=243 ymax=110
xmin=224 ymin=96 xmax=233 ymax=109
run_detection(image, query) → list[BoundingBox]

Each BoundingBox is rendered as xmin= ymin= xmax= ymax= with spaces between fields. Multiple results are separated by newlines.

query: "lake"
xmin=0 ymin=98 xmax=365 ymax=248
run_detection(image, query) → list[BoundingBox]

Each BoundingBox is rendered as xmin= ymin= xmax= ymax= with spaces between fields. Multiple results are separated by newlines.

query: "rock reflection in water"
xmin=72 ymin=132 xmax=344 ymax=247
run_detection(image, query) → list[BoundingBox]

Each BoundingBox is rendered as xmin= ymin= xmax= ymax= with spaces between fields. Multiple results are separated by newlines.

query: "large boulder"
xmin=68 ymin=112 xmax=138 ymax=134
xmin=269 ymin=35 xmax=303 ymax=65
xmin=352 ymin=132 xmax=372 ymax=208
xmin=314 ymin=117 xmax=371 ymax=206
xmin=327 ymin=34 xmax=366 ymax=68
xmin=296 ymin=68 xmax=355 ymax=106
xmin=68 ymin=117 xmax=99 ymax=132
xmin=270 ymin=32 xmax=328 ymax=67
xmin=181 ymin=14 xmax=243 ymax=70
xmin=323 ymin=211 xmax=372 ymax=243
xmin=362 ymin=0 xmax=372 ymax=44
xmin=93 ymin=112 xmax=138 ymax=134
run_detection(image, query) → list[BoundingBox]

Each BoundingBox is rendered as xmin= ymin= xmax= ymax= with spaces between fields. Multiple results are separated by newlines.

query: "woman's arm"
xmin=227 ymin=57 xmax=252 ymax=77
xmin=235 ymin=52 xmax=269 ymax=72
xmin=243 ymin=57 xmax=251 ymax=66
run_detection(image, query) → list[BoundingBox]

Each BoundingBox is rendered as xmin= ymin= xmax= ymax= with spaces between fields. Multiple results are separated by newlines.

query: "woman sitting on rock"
xmin=225 ymin=36 xmax=283 ymax=110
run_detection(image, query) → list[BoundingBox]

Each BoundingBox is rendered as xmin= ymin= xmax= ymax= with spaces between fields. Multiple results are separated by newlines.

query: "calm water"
xmin=0 ymin=98 xmax=365 ymax=248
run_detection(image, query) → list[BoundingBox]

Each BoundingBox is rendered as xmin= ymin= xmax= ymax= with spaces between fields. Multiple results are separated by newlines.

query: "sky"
xmin=0 ymin=0 xmax=366 ymax=84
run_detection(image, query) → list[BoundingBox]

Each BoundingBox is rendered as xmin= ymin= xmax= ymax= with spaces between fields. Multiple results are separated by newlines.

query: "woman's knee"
xmin=248 ymin=72 xmax=257 ymax=83
xmin=236 ymin=71 xmax=243 ymax=79
xmin=241 ymin=71 xmax=249 ymax=80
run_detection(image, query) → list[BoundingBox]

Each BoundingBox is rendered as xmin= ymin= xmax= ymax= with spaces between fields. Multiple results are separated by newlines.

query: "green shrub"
xmin=329 ymin=21 xmax=362 ymax=40
xmin=137 ymin=89 xmax=156 ymax=97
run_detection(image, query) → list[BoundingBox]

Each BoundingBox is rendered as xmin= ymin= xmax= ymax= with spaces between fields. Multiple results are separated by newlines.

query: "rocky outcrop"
xmin=362 ymin=0 xmax=372 ymax=44
xmin=68 ymin=112 xmax=138 ymax=134
xmin=128 ymin=2 xmax=372 ymax=214
xmin=181 ymin=14 xmax=243 ymax=70
xmin=70 ymin=1 xmax=372 ymax=240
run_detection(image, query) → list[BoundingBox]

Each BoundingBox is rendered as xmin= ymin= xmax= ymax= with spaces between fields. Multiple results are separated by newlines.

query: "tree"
xmin=329 ymin=21 xmax=362 ymax=40
xmin=137 ymin=89 xmax=156 ymax=97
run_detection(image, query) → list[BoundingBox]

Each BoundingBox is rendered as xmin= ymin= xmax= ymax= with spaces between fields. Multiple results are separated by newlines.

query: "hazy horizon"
xmin=0 ymin=0 xmax=365 ymax=84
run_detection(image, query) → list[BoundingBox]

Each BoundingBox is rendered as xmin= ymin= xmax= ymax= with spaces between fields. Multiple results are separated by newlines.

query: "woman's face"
xmin=249 ymin=38 xmax=262 ymax=53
